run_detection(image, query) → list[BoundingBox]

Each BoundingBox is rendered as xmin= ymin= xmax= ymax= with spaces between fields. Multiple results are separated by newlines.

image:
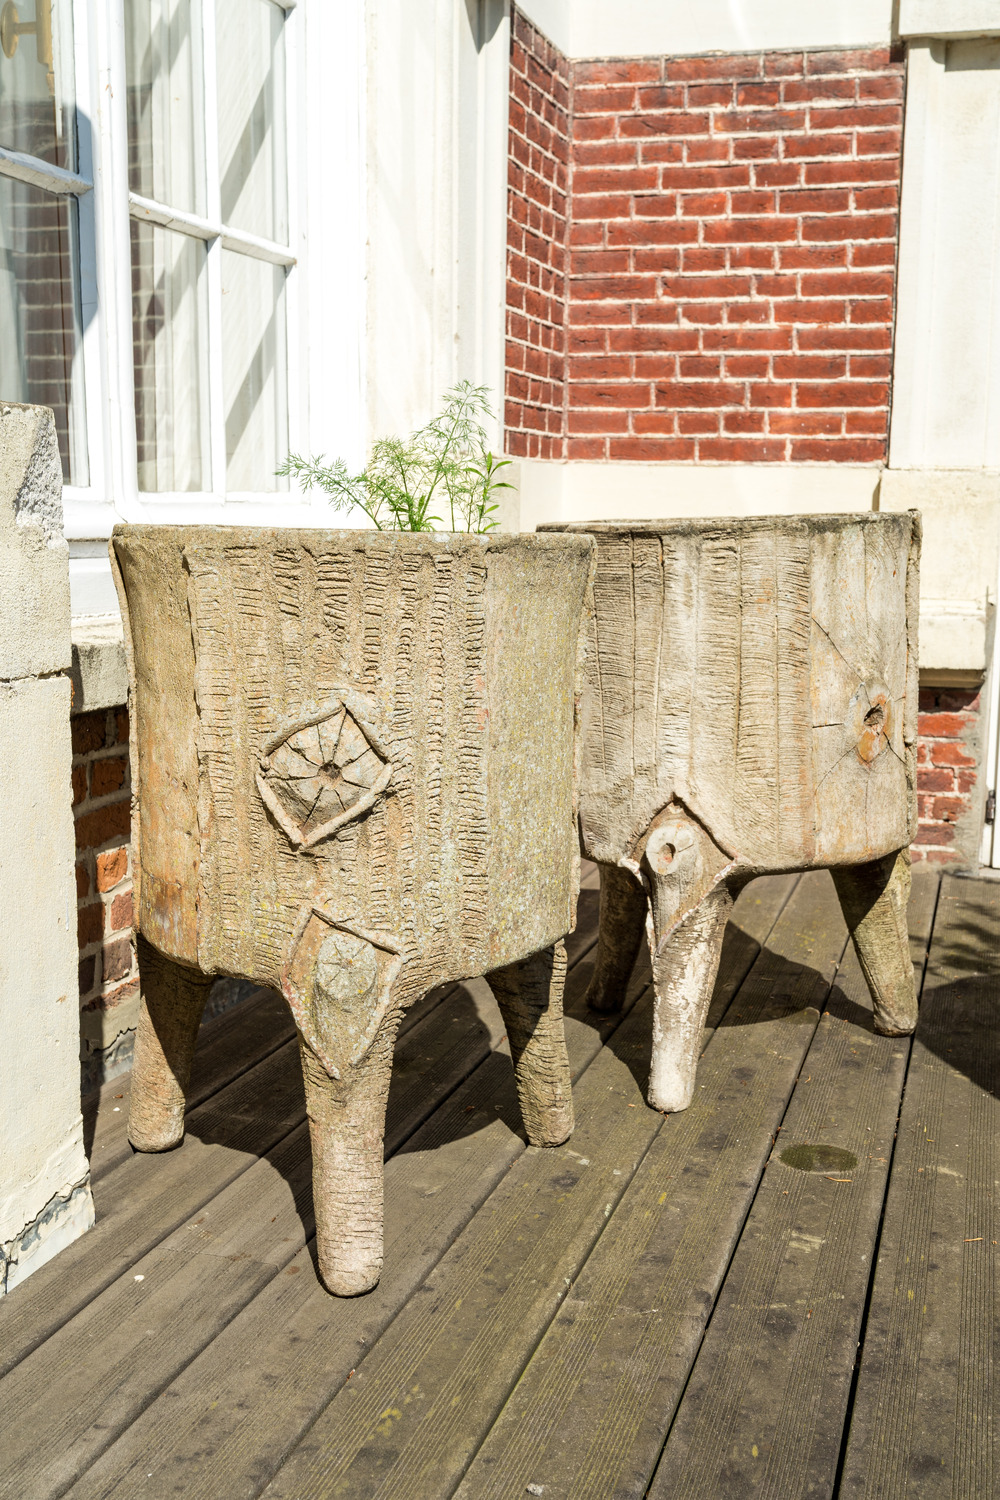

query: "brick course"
xmin=71 ymin=703 xmax=259 ymax=1089
xmin=72 ymin=706 xmax=139 ymax=1089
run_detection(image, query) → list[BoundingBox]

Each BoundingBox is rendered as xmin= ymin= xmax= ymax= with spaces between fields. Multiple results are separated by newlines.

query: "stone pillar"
xmin=884 ymin=8 xmax=1000 ymax=866
xmin=0 ymin=402 xmax=94 ymax=1295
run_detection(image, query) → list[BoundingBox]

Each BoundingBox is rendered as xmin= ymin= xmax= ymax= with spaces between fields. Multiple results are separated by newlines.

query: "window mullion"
xmin=200 ymin=0 xmax=226 ymax=499
xmin=128 ymin=191 xmax=217 ymax=240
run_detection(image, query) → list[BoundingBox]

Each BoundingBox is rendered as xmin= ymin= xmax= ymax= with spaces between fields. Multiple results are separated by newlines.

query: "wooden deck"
xmin=2 ymin=862 xmax=997 ymax=1499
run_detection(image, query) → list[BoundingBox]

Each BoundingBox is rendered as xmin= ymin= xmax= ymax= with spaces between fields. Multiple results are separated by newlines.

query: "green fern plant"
xmin=278 ymin=381 xmax=512 ymax=533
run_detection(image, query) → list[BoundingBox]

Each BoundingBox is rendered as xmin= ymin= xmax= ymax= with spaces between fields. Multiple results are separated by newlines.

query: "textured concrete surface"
xmin=70 ymin=616 xmax=128 ymax=716
xmin=0 ymin=403 xmax=94 ymax=1295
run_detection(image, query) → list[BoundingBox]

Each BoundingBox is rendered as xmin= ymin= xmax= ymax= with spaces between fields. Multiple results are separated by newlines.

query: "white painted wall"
xmin=517 ymin=0 xmax=893 ymax=59
xmin=0 ymin=404 xmax=94 ymax=1294
xmin=298 ymin=0 xmax=367 ymax=474
xmin=879 ymin=470 xmax=999 ymax=677
xmin=890 ymin=40 xmax=1000 ymax=471
xmin=900 ymin=0 xmax=1000 ymax=40
xmin=365 ymin=0 xmax=510 ymax=451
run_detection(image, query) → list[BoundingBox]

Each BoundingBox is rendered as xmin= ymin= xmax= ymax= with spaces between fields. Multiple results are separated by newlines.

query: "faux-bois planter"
xmin=111 ymin=525 xmax=594 ymax=1295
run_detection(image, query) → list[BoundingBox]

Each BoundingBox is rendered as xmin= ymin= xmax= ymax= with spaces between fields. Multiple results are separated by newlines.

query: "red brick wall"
xmin=914 ymin=687 xmax=983 ymax=866
xmin=566 ymin=48 xmax=904 ymax=461
xmin=504 ymin=23 xmax=905 ymax=464
xmin=505 ymin=9 xmax=570 ymax=460
xmin=72 ymin=708 xmax=139 ymax=1090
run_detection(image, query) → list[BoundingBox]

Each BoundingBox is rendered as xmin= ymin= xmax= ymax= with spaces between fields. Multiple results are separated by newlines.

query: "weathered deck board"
xmin=259 ymin=997 xmax=667 ymax=1500
xmin=646 ymin=869 xmax=938 ymax=1500
xmin=11 ymin=861 xmax=1000 ymax=1500
xmin=84 ymin=986 xmax=294 ymax=1186
xmin=450 ymin=872 xmax=844 ymax=1500
xmin=0 ymin=1037 xmax=308 ymax=1383
xmin=63 ymin=937 xmax=644 ymax=1500
xmin=0 ymin=974 xmax=518 ymax=1499
xmin=839 ymin=874 xmax=1000 ymax=1499
xmin=84 ymin=977 xmax=454 ymax=1188
xmin=63 ymin=878 xmax=792 ymax=1500
xmin=1 ymin=888 xmax=601 ymax=1388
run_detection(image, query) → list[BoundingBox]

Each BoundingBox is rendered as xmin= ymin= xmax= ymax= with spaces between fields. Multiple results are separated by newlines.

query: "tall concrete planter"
xmin=543 ymin=513 xmax=921 ymax=1114
xmin=111 ymin=526 xmax=594 ymax=1295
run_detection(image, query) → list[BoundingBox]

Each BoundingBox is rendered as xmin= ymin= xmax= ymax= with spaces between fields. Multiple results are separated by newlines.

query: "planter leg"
xmin=832 ymin=847 xmax=918 ymax=1036
xmin=486 ymin=940 xmax=574 ymax=1147
xmin=299 ymin=1014 xmax=401 ymax=1297
xmin=643 ymin=818 xmax=735 ymax=1112
xmin=648 ymin=886 xmax=733 ymax=1114
xmin=128 ymin=935 xmax=214 ymax=1152
xmin=583 ymin=861 xmax=649 ymax=1015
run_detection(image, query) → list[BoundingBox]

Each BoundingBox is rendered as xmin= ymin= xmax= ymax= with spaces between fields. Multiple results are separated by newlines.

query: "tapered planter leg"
xmin=647 ymin=884 xmax=734 ymax=1114
xmin=831 ymin=846 xmax=917 ymax=1036
xmin=583 ymin=862 xmax=649 ymax=1015
xmin=299 ymin=1014 xmax=402 ymax=1297
xmin=128 ymin=935 xmax=215 ymax=1152
xmin=486 ymin=940 xmax=574 ymax=1147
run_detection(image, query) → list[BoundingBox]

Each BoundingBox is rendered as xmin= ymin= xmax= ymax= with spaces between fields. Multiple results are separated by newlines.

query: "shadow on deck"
xmin=1 ymin=863 xmax=996 ymax=1499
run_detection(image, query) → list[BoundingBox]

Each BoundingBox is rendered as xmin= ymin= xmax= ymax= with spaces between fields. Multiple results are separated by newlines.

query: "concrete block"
xmin=0 ymin=402 xmax=94 ymax=1294
xmin=890 ymin=40 xmax=1000 ymax=469
xmin=70 ymin=615 xmax=128 ymax=716
xmin=0 ymin=403 xmax=71 ymax=682
xmin=0 ymin=675 xmax=94 ymax=1293
xmin=899 ymin=0 xmax=1000 ymax=38
xmin=518 ymin=0 xmax=892 ymax=55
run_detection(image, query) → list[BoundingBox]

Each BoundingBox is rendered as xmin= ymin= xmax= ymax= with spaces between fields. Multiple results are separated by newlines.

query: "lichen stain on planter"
xmin=779 ymin=1144 xmax=860 ymax=1175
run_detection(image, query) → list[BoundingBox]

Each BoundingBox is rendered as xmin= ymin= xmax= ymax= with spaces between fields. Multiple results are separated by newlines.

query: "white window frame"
xmin=122 ymin=0 xmax=299 ymax=508
xmin=0 ymin=0 xmax=342 ymax=574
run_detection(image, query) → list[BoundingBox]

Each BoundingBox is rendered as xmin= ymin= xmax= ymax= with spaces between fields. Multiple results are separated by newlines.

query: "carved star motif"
xmin=258 ymin=698 xmax=392 ymax=848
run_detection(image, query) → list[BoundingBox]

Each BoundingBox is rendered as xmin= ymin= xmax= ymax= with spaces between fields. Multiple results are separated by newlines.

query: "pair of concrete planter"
xmin=111 ymin=511 xmax=919 ymax=1296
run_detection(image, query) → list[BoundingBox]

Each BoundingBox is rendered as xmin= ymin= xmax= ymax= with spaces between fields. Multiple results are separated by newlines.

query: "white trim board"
xmin=516 ymin=0 xmax=893 ymax=59
xmin=514 ymin=460 xmax=881 ymax=529
xmin=899 ymin=0 xmax=1000 ymax=39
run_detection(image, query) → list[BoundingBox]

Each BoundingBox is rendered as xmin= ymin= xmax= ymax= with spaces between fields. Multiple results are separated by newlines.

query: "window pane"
xmin=0 ymin=0 xmax=76 ymax=170
xmin=216 ymin=0 xmax=287 ymax=243
xmin=221 ymin=248 xmax=287 ymax=490
xmin=0 ymin=176 xmax=87 ymax=481
xmin=131 ymin=221 xmax=210 ymax=490
xmin=124 ymin=0 xmax=205 ymax=214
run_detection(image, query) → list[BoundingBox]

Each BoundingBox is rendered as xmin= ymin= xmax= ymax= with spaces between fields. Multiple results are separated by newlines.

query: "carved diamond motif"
xmin=282 ymin=909 xmax=405 ymax=1078
xmin=258 ymin=698 xmax=392 ymax=848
